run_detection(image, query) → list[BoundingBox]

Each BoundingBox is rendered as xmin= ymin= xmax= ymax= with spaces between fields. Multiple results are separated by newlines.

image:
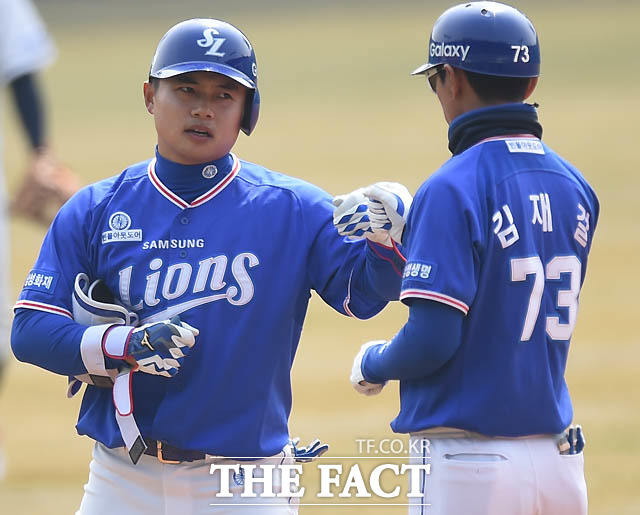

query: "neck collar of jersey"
xmin=448 ymin=103 xmax=543 ymax=156
xmin=148 ymin=149 xmax=240 ymax=209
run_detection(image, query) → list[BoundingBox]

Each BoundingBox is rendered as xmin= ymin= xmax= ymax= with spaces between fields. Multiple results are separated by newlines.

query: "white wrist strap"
xmin=80 ymin=324 xmax=113 ymax=376
xmin=79 ymin=324 xmax=147 ymax=464
xmin=103 ymin=325 xmax=134 ymax=357
xmin=113 ymin=368 xmax=147 ymax=464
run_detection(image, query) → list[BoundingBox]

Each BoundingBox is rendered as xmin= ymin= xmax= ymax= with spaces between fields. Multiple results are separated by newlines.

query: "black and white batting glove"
xmin=332 ymin=188 xmax=392 ymax=245
xmin=290 ymin=437 xmax=329 ymax=463
xmin=350 ymin=340 xmax=388 ymax=396
xmin=103 ymin=316 xmax=199 ymax=377
xmin=363 ymin=182 xmax=413 ymax=244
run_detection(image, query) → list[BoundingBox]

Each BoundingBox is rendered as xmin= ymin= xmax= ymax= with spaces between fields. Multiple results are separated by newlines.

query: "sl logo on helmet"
xmin=197 ymin=28 xmax=226 ymax=57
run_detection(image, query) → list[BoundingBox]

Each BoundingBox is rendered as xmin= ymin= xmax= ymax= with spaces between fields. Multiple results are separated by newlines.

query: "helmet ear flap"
xmin=241 ymin=88 xmax=260 ymax=136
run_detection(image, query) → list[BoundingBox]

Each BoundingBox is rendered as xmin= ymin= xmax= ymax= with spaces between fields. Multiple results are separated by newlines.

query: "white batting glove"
xmin=333 ymin=188 xmax=371 ymax=238
xmin=351 ymin=340 xmax=388 ymax=396
xmin=363 ymin=182 xmax=413 ymax=244
xmin=333 ymin=189 xmax=392 ymax=245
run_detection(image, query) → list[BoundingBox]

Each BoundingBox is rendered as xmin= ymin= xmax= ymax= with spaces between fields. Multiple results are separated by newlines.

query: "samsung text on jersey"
xmin=142 ymin=238 xmax=205 ymax=250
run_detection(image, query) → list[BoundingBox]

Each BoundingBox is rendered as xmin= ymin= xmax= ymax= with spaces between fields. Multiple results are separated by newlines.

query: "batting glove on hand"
xmin=363 ymin=182 xmax=413 ymax=244
xmin=332 ymin=189 xmax=392 ymax=245
xmin=290 ymin=437 xmax=329 ymax=463
xmin=351 ymin=340 xmax=387 ymax=396
xmin=103 ymin=316 xmax=199 ymax=378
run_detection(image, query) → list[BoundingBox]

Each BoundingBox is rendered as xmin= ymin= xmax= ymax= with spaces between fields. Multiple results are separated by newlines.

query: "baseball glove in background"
xmin=10 ymin=148 xmax=80 ymax=226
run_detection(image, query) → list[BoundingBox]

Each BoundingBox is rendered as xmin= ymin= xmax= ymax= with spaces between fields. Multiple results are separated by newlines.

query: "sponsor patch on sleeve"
xmin=403 ymin=261 xmax=437 ymax=284
xmin=22 ymin=269 xmax=59 ymax=294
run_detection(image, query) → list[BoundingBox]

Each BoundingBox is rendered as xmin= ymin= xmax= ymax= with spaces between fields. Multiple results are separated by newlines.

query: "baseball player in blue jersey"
xmin=340 ymin=3 xmax=599 ymax=514
xmin=9 ymin=18 xmax=405 ymax=513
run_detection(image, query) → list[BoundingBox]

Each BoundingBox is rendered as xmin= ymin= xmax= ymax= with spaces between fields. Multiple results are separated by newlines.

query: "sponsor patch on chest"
xmin=102 ymin=211 xmax=143 ymax=244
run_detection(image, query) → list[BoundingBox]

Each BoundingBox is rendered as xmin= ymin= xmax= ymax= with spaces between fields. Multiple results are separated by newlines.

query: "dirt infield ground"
xmin=1 ymin=1 xmax=638 ymax=513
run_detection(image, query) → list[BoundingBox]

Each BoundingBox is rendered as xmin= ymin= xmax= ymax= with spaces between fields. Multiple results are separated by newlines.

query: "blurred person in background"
xmin=0 ymin=0 xmax=79 ymax=479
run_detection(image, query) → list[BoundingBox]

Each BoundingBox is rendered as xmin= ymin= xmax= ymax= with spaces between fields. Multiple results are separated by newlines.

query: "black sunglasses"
xmin=426 ymin=65 xmax=446 ymax=93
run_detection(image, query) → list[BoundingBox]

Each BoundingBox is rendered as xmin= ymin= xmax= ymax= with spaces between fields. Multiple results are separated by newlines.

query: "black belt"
xmin=143 ymin=437 xmax=207 ymax=464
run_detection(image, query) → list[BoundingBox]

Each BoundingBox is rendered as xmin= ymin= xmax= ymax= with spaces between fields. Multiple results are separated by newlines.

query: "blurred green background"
xmin=1 ymin=0 xmax=638 ymax=513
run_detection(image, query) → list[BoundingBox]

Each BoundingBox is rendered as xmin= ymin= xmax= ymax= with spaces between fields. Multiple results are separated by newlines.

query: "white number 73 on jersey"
xmin=510 ymin=255 xmax=581 ymax=341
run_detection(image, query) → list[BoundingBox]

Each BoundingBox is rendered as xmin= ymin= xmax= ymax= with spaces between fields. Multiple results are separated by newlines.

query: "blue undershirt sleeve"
xmin=11 ymin=308 xmax=119 ymax=376
xmin=347 ymin=240 xmax=404 ymax=307
xmin=361 ymin=298 xmax=464 ymax=383
xmin=9 ymin=73 xmax=46 ymax=149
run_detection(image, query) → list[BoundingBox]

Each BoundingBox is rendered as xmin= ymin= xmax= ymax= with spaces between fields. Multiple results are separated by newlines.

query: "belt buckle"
xmin=157 ymin=441 xmax=181 ymax=464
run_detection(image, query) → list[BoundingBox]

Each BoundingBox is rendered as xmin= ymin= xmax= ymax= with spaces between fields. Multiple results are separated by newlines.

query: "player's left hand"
xmin=351 ymin=340 xmax=387 ymax=396
xmin=333 ymin=188 xmax=371 ymax=237
xmin=363 ymin=182 xmax=413 ymax=244
xmin=10 ymin=148 xmax=81 ymax=226
xmin=332 ymin=188 xmax=392 ymax=245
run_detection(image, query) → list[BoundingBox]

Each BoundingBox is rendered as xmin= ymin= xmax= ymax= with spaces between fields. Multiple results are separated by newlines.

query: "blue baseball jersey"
xmin=16 ymin=153 xmax=402 ymax=456
xmin=395 ymin=135 xmax=599 ymax=436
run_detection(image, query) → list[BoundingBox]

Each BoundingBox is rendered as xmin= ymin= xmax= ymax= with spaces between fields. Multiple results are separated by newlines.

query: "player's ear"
xmin=143 ymin=81 xmax=155 ymax=115
xmin=446 ymin=65 xmax=466 ymax=99
xmin=523 ymin=77 xmax=539 ymax=100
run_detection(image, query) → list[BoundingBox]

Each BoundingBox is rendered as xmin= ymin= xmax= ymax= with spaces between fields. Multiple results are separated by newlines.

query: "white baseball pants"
xmin=408 ymin=429 xmax=587 ymax=515
xmin=77 ymin=442 xmax=299 ymax=514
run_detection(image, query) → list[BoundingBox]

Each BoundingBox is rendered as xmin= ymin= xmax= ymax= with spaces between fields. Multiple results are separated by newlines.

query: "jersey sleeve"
xmin=0 ymin=0 xmax=56 ymax=84
xmin=15 ymin=186 xmax=96 ymax=317
xmin=400 ymin=175 xmax=482 ymax=315
xmin=300 ymin=187 xmax=403 ymax=319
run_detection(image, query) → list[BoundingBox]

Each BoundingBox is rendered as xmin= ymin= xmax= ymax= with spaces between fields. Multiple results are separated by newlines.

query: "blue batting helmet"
xmin=149 ymin=18 xmax=260 ymax=135
xmin=412 ymin=1 xmax=540 ymax=78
